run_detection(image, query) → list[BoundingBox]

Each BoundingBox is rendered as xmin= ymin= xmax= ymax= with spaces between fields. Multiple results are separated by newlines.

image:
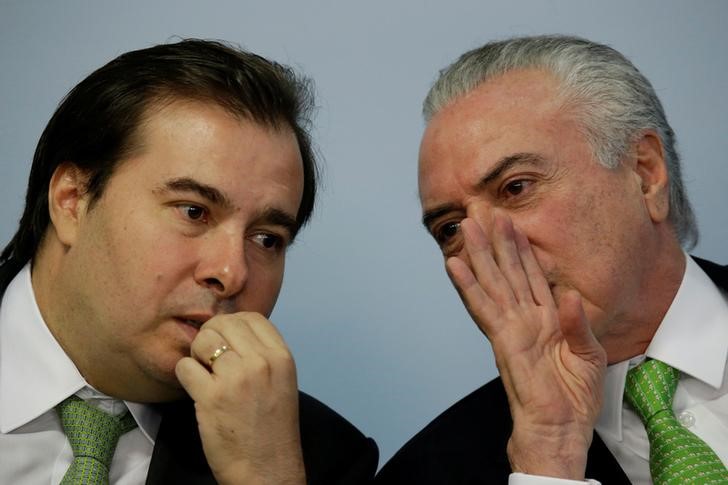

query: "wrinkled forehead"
xmin=417 ymin=69 xmax=569 ymax=206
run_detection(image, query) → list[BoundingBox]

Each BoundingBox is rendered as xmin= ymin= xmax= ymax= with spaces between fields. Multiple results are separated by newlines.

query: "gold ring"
xmin=208 ymin=345 xmax=230 ymax=366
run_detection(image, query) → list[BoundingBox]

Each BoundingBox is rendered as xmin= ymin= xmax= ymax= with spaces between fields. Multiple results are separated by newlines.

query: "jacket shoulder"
xmin=693 ymin=256 xmax=728 ymax=289
xmin=375 ymin=378 xmax=513 ymax=484
xmin=299 ymin=391 xmax=379 ymax=484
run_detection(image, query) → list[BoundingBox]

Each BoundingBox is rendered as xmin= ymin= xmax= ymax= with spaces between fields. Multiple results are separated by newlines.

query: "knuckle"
xmin=237 ymin=310 xmax=265 ymax=321
xmin=246 ymin=353 xmax=273 ymax=376
xmin=271 ymin=348 xmax=295 ymax=369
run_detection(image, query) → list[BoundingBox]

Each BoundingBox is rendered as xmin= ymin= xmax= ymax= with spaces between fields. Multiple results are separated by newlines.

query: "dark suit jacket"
xmin=375 ymin=257 xmax=727 ymax=484
xmin=147 ymin=392 xmax=378 ymax=484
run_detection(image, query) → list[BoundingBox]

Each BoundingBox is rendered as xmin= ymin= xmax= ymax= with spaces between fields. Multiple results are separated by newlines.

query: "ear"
xmin=48 ymin=163 xmax=91 ymax=247
xmin=632 ymin=131 xmax=670 ymax=224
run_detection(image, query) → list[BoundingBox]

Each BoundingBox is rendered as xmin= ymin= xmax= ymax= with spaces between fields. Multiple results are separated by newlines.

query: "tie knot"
xmin=624 ymin=359 xmax=679 ymax=424
xmin=56 ymin=396 xmax=137 ymax=468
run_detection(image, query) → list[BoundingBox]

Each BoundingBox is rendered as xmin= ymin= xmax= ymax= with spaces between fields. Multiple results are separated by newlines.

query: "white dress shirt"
xmin=511 ymin=255 xmax=728 ymax=485
xmin=0 ymin=265 xmax=161 ymax=484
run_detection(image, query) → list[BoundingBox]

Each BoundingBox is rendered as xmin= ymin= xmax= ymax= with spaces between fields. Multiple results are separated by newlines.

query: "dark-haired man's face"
xmin=48 ymin=100 xmax=303 ymax=400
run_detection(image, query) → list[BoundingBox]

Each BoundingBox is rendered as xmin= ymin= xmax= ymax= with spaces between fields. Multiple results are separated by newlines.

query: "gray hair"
xmin=424 ymin=34 xmax=698 ymax=248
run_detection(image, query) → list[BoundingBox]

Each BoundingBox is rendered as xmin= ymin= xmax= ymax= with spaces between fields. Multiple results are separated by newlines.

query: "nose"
xmin=467 ymin=203 xmax=497 ymax=240
xmin=194 ymin=232 xmax=248 ymax=300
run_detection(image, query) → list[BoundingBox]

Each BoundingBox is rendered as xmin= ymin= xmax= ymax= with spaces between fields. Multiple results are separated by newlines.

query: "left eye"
xmin=251 ymin=233 xmax=283 ymax=250
xmin=179 ymin=204 xmax=208 ymax=222
xmin=503 ymin=179 xmax=532 ymax=197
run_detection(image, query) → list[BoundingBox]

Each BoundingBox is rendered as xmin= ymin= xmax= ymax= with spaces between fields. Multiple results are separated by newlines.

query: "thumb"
xmin=556 ymin=290 xmax=604 ymax=360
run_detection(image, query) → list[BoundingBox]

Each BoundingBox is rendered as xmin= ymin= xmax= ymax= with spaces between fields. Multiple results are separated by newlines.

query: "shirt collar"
xmin=0 ymin=265 xmax=160 ymax=442
xmin=596 ymin=254 xmax=728 ymax=442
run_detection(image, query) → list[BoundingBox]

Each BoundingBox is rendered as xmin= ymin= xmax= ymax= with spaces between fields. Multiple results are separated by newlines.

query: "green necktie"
xmin=56 ymin=396 xmax=138 ymax=485
xmin=624 ymin=359 xmax=728 ymax=484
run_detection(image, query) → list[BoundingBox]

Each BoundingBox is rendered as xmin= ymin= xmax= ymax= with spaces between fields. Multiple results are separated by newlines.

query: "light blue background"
xmin=1 ymin=0 xmax=726 ymax=466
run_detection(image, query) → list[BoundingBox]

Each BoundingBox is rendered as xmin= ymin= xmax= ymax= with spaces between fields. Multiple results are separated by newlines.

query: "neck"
xmin=600 ymin=242 xmax=686 ymax=364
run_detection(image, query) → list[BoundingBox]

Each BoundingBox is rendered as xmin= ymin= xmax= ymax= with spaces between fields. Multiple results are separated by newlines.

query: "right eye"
xmin=176 ymin=204 xmax=209 ymax=223
xmin=434 ymin=221 xmax=461 ymax=246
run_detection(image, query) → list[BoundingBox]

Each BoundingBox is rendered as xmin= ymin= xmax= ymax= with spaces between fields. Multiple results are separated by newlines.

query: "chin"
xmin=130 ymin=351 xmax=190 ymax=402
xmin=138 ymin=372 xmax=188 ymax=403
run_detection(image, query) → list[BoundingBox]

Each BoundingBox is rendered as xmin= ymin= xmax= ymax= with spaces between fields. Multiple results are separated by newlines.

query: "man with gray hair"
xmin=376 ymin=35 xmax=727 ymax=484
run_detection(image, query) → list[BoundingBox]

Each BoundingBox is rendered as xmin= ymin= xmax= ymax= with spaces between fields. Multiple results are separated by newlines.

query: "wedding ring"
xmin=208 ymin=345 xmax=230 ymax=366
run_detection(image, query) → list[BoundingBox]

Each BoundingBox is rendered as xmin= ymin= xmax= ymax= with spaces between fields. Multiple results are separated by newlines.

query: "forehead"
xmin=113 ymin=99 xmax=304 ymax=209
xmin=155 ymin=99 xmax=297 ymax=167
xmin=418 ymin=69 xmax=572 ymax=203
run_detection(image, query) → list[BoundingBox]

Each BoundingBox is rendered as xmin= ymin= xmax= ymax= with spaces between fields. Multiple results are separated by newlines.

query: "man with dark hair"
xmin=0 ymin=39 xmax=377 ymax=484
xmin=376 ymin=35 xmax=727 ymax=484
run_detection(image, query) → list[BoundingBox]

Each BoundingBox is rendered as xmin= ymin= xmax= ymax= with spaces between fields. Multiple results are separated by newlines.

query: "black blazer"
xmin=375 ymin=257 xmax=727 ymax=485
xmin=147 ymin=391 xmax=378 ymax=484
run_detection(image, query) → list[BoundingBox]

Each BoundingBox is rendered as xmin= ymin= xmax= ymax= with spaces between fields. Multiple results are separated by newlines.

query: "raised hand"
xmin=446 ymin=213 xmax=607 ymax=479
xmin=175 ymin=312 xmax=305 ymax=485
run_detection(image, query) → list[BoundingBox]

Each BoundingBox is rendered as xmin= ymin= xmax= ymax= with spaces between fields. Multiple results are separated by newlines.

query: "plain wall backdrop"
xmin=1 ymin=0 xmax=726 ymax=466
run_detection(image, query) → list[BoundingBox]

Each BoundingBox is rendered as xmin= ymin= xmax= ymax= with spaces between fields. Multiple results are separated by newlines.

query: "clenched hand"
xmin=175 ymin=312 xmax=305 ymax=485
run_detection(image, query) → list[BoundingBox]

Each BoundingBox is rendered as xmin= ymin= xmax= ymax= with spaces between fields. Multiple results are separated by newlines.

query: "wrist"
xmin=214 ymin=455 xmax=306 ymax=485
xmin=507 ymin=426 xmax=592 ymax=480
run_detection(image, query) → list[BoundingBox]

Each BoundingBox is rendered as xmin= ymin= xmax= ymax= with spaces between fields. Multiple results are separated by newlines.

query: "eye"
xmin=432 ymin=220 xmax=464 ymax=256
xmin=178 ymin=204 xmax=208 ymax=223
xmin=502 ymin=179 xmax=533 ymax=198
xmin=250 ymin=233 xmax=284 ymax=251
xmin=435 ymin=221 xmax=461 ymax=245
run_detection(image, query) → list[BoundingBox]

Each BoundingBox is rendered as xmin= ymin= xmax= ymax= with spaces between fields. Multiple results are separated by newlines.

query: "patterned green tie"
xmin=624 ymin=359 xmax=728 ymax=484
xmin=56 ymin=396 xmax=138 ymax=484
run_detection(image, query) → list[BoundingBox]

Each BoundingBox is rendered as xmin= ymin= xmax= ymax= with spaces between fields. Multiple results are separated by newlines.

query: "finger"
xmin=204 ymin=315 xmax=295 ymax=382
xmin=490 ymin=212 xmax=534 ymax=305
xmin=556 ymin=290 xmax=603 ymax=359
xmin=446 ymin=256 xmax=500 ymax=337
xmin=206 ymin=345 xmax=246 ymax=377
xmin=513 ymin=227 xmax=553 ymax=308
xmin=188 ymin=325 xmax=248 ymax=377
xmin=205 ymin=314 xmax=283 ymax=352
xmin=460 ymin=218 xmax=516 ymax=306
xmin=225 ymin=315 xmax=297 ymax=384
xmin=235 ymin=312 xmax=289 ymax=351
xmin=190 ymin=327 xmax=232 ymax=367
xmin=175 ymin=356 xmax=214 ymax=399
xmin=202 ymin=315 xmax=266 ymax=358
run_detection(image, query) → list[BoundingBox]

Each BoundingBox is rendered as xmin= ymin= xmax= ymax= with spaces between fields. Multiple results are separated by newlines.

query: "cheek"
xmin=243 ymin=257 xmax=286 ymax=316
xmin=97 ymin=215 xmax=199 ymax=307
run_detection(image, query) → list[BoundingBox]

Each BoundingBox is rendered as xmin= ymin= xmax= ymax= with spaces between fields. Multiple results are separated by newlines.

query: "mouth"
xmin=178 ymin=317 xmax=205 ymax=329
xmin=174 ymin=315 xmax=211 ymax=342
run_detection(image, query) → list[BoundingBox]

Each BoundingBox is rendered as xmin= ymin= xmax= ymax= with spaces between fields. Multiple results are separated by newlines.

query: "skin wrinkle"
xmin=422 ymin=153 xmax=554 ymax=233
xmin=419 ymin=68 xmax=685 ymax=364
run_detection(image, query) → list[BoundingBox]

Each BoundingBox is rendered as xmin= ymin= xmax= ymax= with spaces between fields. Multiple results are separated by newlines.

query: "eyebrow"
xmin=421 ymin=152 xmax=546 ymax=231
xmin=160 ymin=177 xmax=233 ymax=209
xmin=158 ymin=177 xmax=300 ymax=238
xmin=255 ymin=207 xmax=300 ymax=241
xmin=477 ymin=152 xmax=546 ymax=189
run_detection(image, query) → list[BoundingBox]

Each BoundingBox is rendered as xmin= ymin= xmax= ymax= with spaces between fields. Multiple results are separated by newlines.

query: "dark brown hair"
xmin=0 ymin=39 xmax=318 ymax=292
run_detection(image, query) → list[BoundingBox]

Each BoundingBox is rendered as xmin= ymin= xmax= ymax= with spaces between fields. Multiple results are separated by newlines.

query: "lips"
xmin=174 ymin=314 xmax=213 ymax=342
xmin=175 ymin=312 xmax=214 ymax=327
xmin=178 ymin=317 xmax=205 ymax=329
